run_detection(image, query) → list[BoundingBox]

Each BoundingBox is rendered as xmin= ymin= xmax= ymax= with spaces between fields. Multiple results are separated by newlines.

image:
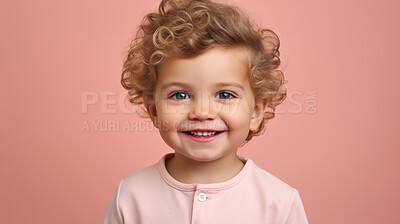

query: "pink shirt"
xmin=103 ymin=153 xmax=308 ymax=224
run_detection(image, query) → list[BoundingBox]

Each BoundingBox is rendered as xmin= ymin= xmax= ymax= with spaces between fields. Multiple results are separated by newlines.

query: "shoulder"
xmin=118 ymin=163 xmax=162 ymax=195
xmin=245 ymin=160 xmax=299 ymax=204
xmin=245 ymin=160 xmax=308 ymax=223
xmin=250 ymin=160 xmax=295 ymax=191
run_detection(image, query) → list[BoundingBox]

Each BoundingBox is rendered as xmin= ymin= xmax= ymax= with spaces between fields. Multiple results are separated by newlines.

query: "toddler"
xmin=104 ymin=0 xmax=308 ymax=223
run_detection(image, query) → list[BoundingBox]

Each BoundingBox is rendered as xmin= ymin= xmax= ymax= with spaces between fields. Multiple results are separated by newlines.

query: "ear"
xmin=143 ymin=94 xmax=159 ymax=129
xmin=250 ymin=98 xmax=268 ymax=132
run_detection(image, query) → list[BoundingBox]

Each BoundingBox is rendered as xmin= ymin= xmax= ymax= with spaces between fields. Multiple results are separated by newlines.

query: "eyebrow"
xmin=161 ymin=82 xmax=191 ymax=90
xmin=215 ymin=82 xmax=245 ymax=90
xmin=161 ymin=82 xmax=245 ymax=90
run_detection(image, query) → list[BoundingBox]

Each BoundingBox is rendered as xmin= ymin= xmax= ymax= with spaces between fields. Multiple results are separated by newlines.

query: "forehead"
xmin=156 ymin=46 xmax=251 ymax=89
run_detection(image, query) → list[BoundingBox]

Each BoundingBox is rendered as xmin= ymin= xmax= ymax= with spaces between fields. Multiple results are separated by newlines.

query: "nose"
xmin=188 ymin=93 xmax=217 ymax=120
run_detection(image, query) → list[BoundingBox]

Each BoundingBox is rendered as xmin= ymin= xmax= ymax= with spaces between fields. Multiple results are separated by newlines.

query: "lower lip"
xmin=182 ymin=132 xmax=224 ymax=143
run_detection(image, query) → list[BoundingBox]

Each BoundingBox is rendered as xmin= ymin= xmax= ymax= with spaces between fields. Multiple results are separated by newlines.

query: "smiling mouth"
xmin=183 ymin=131 xmax=224 ymax=137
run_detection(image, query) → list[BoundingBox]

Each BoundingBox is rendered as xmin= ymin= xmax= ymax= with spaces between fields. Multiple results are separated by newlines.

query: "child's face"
xmin=149 ymin=46 xmax=266 ymax=162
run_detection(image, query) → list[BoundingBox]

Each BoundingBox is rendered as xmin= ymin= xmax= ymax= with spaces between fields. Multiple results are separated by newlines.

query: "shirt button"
xmin=198 ymin=192 xmax=207 ymax=202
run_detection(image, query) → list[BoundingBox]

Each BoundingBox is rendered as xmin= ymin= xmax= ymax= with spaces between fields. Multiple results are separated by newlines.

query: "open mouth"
xmin=183 ymin=131 xmax=224 ymax=137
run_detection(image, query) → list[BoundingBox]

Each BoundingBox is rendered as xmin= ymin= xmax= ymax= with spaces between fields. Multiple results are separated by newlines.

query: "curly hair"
xmin=121 ymin=0 xmax=287 ymax=142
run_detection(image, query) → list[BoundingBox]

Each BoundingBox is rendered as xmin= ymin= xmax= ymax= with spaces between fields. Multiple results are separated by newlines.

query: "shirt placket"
xmin=191 ymin=187 xmax=216 ymax=224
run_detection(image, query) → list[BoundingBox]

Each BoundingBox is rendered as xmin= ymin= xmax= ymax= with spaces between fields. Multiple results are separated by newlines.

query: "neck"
xmin=165 ymin=152 xmax=245 ymax=184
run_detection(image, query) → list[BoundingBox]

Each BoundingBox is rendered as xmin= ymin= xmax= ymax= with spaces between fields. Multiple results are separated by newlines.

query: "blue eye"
xmin=169 ymin=92 xmax=190 ymax=100
xmin=216 ymin=91 xmax=236 ymax=99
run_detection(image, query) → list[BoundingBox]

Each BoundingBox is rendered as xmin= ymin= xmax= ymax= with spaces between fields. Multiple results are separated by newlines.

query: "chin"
xmin=188 ymin=151 xmax=229 ymax=162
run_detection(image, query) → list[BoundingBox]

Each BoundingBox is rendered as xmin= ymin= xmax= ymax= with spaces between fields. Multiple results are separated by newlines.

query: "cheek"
xmin=221 ymin=111 xmax=251 ymax=130
xmin=220 ymin=100 xmax=252 ymax=116
xmin=157 ymin=113 xmax=183 ymax=131
xmin=221 ymin=102 xmax=252 ymax=133
xmin=156 ymin=100 xmax=191 ymax=117
xmin=218 ymin=99 xmax=250 ymax=114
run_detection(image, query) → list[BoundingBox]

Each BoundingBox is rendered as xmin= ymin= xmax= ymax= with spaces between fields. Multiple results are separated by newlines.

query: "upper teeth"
xmin=190 ymin=131 xmax=216 ymax=136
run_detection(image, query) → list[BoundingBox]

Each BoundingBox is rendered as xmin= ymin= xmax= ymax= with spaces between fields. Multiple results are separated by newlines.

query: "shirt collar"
xmin=157 ymin=153 xmax=254 ymax=192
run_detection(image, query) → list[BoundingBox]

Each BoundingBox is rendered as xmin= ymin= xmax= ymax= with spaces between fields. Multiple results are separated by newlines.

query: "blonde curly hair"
xmin=121 ymin=0 xmax=287 ymax=142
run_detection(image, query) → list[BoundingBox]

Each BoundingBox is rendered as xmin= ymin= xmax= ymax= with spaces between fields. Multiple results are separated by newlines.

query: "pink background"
xmin=1 ymin=0 xmax=399 ymax=223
